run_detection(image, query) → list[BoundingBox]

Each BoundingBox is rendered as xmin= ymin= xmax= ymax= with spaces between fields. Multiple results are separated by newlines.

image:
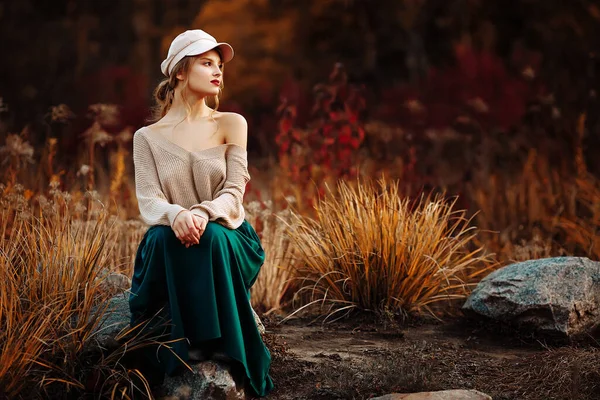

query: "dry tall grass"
xmin=470 ymin=149 xmax=600 ymax=263
xmin=246 ymin=200 xmax=298 ymax=313
xmin=105 ymin=217 xmax=147 ymax=276
xmin=0 ymin=183 xmax=151 ymax=399
xmin=285 ymin=178 xmax=495 ymax=321
xmin=555 ymin=174 xmax=600 ymax=260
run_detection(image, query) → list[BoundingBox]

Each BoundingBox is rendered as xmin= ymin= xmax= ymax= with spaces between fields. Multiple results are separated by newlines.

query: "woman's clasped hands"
xmin=172 ymin=210 xmax=208 ymax=247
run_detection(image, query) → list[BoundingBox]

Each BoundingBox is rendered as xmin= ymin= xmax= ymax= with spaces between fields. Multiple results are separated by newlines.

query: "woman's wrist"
xmin=172 ymin=209 xmax=190 ymax=224
xmin=190 ymin=208 xmax=209 ymax=222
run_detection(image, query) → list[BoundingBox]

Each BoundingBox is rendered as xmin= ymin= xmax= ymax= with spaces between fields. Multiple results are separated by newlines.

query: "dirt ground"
xmin=258 ymin=313 xmax=600 ymax=400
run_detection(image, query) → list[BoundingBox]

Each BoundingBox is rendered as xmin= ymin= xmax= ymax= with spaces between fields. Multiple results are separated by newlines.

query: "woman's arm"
xmin=133 ymin=130 xmax=187 ymax=226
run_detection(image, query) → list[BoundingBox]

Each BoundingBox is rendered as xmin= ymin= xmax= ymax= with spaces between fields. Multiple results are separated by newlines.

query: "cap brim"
xmin=160 ymin=41 xmax=235 ymax=76
xmin=186 ymin=41 xmax=234 ymax=64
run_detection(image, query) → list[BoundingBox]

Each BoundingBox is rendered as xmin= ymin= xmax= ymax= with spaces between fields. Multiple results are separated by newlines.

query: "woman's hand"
xmin=173 ymin=210 xmax=200 ymax=247
xmin=192 ymin=214 xmax=208 ymax=235
xmin=182 ymin=215 xmax=209 ymax=247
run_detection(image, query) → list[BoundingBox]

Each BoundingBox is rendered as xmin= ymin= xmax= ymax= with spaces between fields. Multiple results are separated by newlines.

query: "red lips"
xmin=211 ymin=80 xmax=220 ymax=86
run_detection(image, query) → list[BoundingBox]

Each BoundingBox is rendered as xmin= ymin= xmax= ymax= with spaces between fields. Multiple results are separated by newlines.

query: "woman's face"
xmin=178 ymin=49 xmax=223 ymax=97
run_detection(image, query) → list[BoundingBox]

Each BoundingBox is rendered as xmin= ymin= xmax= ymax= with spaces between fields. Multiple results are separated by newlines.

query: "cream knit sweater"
xmin=132 ymin=127 xmax=250 ymax=229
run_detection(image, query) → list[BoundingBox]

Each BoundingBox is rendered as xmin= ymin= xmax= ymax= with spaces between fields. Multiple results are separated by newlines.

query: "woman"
xmin=129 ymin=29 xmax=273 ymax=397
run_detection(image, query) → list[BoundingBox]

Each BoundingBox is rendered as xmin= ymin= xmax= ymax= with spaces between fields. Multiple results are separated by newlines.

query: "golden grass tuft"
xmin=284 ymin=178 xmax=495 ymax=320
xmin=0 ymin=183 xmax=151 ymax=399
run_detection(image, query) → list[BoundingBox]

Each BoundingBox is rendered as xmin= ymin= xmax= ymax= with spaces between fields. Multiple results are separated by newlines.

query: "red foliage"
xmin=276 ymin=63 xmax=367 ymax=187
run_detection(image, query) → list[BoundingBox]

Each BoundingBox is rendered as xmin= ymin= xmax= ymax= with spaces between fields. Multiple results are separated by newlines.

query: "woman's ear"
xmin=176 ymin=64 xmax=188 ymax=81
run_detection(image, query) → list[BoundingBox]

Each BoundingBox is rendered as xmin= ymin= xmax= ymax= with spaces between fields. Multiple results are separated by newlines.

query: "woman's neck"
xmin=166 ymin=89 xmax=214 ymax=121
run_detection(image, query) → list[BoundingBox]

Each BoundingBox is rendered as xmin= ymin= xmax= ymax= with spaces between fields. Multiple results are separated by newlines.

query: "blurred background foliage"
xmin=0 ymin=0 xmax=599 ymax=267
xmin=1 ymin=0 xmax=599 ymax=164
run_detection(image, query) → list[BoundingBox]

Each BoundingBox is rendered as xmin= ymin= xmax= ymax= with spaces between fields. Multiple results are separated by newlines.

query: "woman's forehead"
xmin=196 ymin=49 xmax=222 ymax=62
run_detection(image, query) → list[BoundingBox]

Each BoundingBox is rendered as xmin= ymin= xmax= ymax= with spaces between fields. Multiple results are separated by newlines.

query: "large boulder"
xmin=371 ymin=389 xmax=492 ymax=399
xmin=462 ymin=256 xmax=600 ymax=338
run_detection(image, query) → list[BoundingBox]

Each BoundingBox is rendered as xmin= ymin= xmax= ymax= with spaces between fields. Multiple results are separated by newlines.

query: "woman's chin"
xmin=187 ymin=86 xmax=220 ymax=98
xmin=203 ymin=87 xmax=221 ymax=97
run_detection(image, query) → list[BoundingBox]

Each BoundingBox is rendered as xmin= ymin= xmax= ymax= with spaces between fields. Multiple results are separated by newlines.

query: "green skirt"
xmin=129 ymin=220 xmax=273 ymax=397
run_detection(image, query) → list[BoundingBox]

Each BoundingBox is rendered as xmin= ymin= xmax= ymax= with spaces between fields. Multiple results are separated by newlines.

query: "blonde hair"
xmin=150 ymin=49 xmax=224 ymax=123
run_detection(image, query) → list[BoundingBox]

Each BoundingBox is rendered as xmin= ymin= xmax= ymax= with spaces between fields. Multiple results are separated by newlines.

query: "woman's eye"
xmin=202 ymin=61 xmax=222 ymax=69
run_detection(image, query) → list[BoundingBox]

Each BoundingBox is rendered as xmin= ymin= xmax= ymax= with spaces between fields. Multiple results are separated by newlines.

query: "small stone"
xmin=371 ymin=389 xmax=492 ymax=399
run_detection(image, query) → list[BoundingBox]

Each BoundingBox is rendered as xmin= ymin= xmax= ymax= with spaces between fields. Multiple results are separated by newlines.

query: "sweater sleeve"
xmin=133 ymin=130 xmax=186 ymax=226
xmin=189 ymin=145 xmax=250 ymax=229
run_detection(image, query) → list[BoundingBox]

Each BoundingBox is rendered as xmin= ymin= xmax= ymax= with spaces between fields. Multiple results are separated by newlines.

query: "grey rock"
xmin=92 ymin=293 xmax=263 ymax=398
xmin=99 ymin=272 xmax=132 ymax=295
xmin=92 ymin=292 xmax=131 ymax=349
xmin=94 ymin=269 xmax=132 ymax=297
xmin=252 ymin=307 xmax=266 ymax=334
xmin=463 ymin=256 xmax=600 ymax=338
xmin=157 ymin=361 xmax=245 ymax=400
xmin=371 ymin=389 xmax=492 ymax=399
xmin=94 ymin=292 xmax=266 ymax=345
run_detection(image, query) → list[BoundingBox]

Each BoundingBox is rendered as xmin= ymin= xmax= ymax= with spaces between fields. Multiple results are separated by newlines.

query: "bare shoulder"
xmin=216 ymin=112 xmax=248 ymax=147
xmin=216 ymin=112 xmax=247 ymax=129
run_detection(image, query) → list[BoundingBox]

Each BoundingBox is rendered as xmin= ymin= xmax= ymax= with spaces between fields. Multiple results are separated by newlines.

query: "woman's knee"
xmin=147 ymin=225 xmax=177 ymax=246
xmin=202 ymin=221 xmax=228 ymax=241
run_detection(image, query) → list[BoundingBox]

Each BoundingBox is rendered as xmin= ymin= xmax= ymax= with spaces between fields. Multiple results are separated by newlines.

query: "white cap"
xmin=160 ymin=29 xmax=234 ymax=77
